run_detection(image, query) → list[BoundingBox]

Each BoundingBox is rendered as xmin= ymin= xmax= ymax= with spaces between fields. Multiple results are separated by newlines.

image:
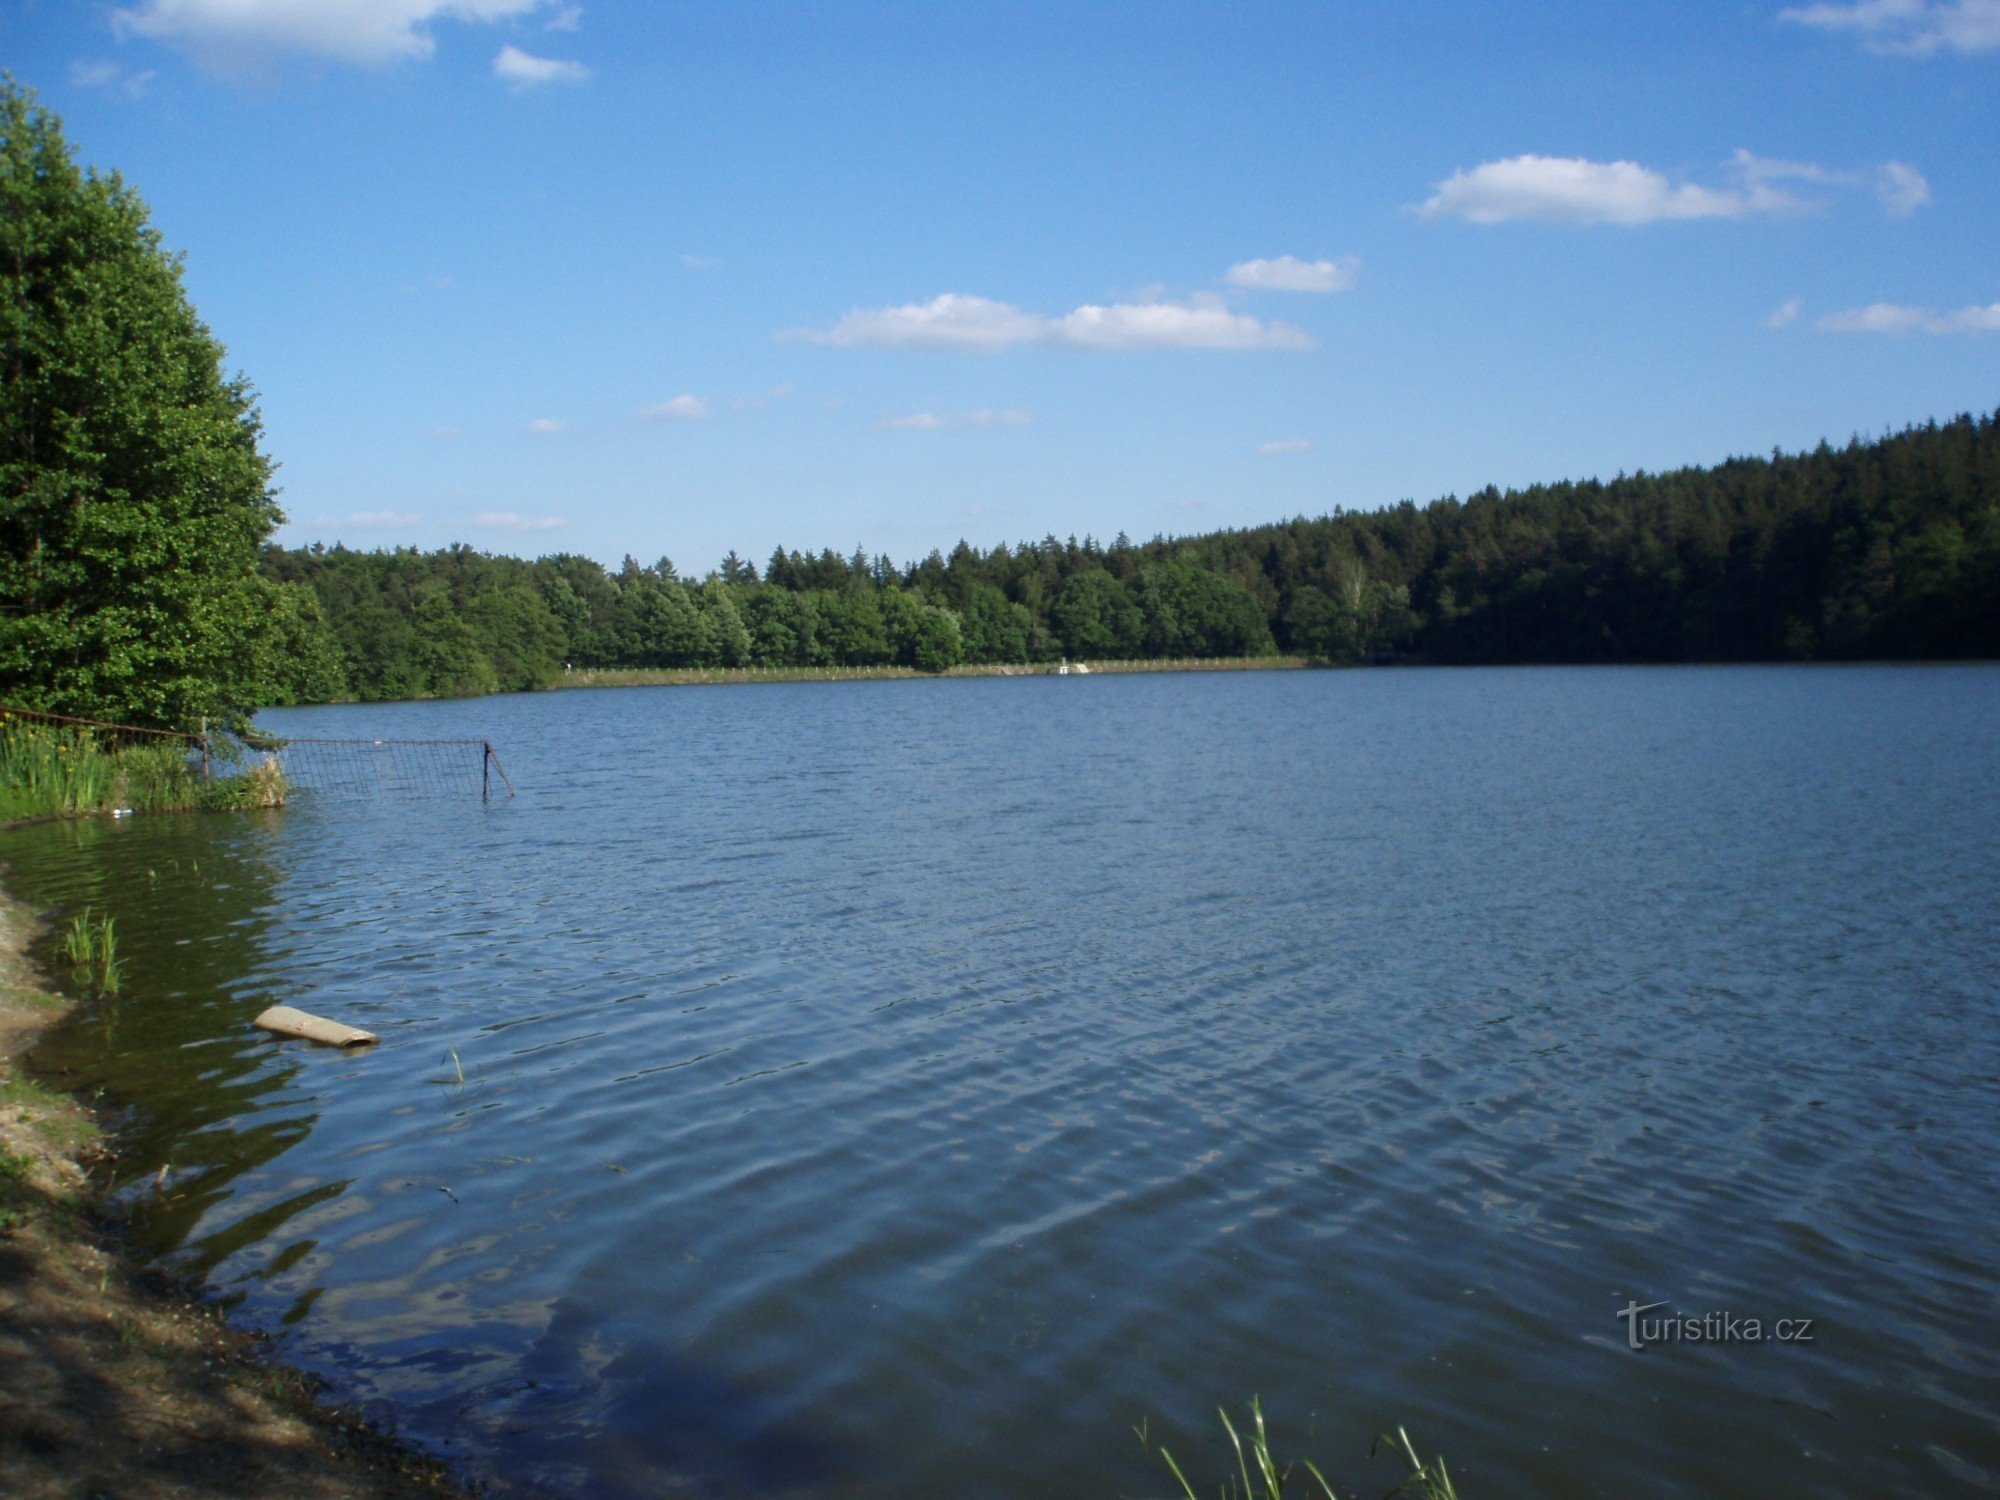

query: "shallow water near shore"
xmin=5 ymin=665 xmax=1998 ymax=1497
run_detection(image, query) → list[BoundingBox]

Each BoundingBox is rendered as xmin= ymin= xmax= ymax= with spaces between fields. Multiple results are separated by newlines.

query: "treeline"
xmin=258 ymin=412 xmax=2000 ymax=703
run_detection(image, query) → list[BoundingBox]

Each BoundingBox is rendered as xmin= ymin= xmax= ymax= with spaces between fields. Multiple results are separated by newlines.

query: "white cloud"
xmin=69 ymin=59 xmax=156 ymax=94
xmin=681 ymin=253 xmax=722 ymax=270
xmin=643 ymin=395 xmax=710 ymax=421
xmin=1779 ymin=0 xmax=2000 ymax=55
xmin=1052 ymin=295 xmax=1313 ymax=350
xmin=1766 ymin=298 xmax=1804 ymax=328
xmin=789 ymin=293 xmax=1050 ymax=352
xmin=493 ymin=43 xmax=588 ymax=87
xmin=525 ymin=417 xmax=567 ymax=434
xmin=1876 ymin=161 xmax=1933 ymax=215
xmin=877 ymin=408 xmax=1032 ymax=431
xmin=340 ymin=509 xmax=421 ymax=528
xmin=1417 ymin=153 xmax=1799 ymax=225
xmin=544 ymin=2 xmax=582 ymax=29
xmin=113 ymin=0 xmax=547 ymax=68
xmin=1226 ymin=256 xmax=1360 ymax=293
xmin=1816 ymin=300 xmax=2000 ymax=333
xmin=1931 ymin=302 xmax=2000 ymax=331
xmin=475 ymin=510 xmax=566 ymax=531
xmin=785 ymin=291 xmax=1311 ymax=351
xmin=731 ymin=382 xmax=794 ymax=412
xmin=1258 ymin=439 xmax=1313 ymax=455
xmin=428 ymin=425 xmax=462 ymax=437
xmin=1417 ymin=150 xmax=1927 ymax=225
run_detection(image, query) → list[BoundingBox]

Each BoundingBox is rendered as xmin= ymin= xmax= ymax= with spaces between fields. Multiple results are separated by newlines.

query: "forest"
xmin=257 ymin=412 xmax=2000 ymax=704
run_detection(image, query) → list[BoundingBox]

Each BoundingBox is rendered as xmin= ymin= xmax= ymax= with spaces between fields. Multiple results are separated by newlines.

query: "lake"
xmin=5 ymin=666 xmax=1998 ymax=1497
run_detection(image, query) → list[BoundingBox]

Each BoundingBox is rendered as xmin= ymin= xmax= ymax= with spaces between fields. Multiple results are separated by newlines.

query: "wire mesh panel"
xmin=267 ymin=737 xmax=513 ymax=800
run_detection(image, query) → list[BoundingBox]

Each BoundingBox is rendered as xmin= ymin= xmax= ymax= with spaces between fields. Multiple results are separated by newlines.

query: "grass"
xmin=60 ymin=908 xmax=122 ymax=997
xmin=0 ymin=717 xmax=288 ymax=822
xmin=1144 ymin=1399 xmax=1461 ymax=1500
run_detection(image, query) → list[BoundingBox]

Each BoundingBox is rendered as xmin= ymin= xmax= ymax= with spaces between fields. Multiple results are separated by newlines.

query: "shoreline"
xmin=551 ymin=654 xmax=1316 ymax=691
xmin=0 ymin=872 xmax=472 ymax=1498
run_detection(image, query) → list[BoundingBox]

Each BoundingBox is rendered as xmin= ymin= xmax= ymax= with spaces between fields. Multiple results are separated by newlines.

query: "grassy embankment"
xmin=557 ymin=654 xmax=1315 ymax=691
xmin=0 ymin=716 xmax=285 ymax=824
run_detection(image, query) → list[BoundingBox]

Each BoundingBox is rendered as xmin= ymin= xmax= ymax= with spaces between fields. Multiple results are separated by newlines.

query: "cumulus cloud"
xmin=525 ymin=417 xmax=567 ymax=434
xmin=493 ymin=43 xmax=588 ymax=87
xmin=789 ymin=294 xmax=1050 ymax=352
xmin=1778 ymin=0 xmax=2000 ymax=55
xmin=1226 ymin=256 xmax=1360 ymax=293
xmin=544 ymin=2 xmax=582 ymax=29
xmin=1876 ymin=161 xmax=1933 ymax=216
xmin=1816 ymin=300 xmax=2000 ymax=333
xmin=340 ymin=509 xmax=421 ymax=528
xmin=1417 ymin=153 xmax=1808 ymax=224
xmin=1257 ymin=439 xmax=1313 ymax=455
xmin=1418 ymin=150 xmax=1928 ymax=224
xmin=877 ymin=408 xmax=1032 ymax=431
xmin=475 ymin=510 xmax=566 ymax=531
xmin=643 ymin=395 xmax=710 ymax=421
xmin=1766 ymin=298 xmax=1804 ymax=328
xmin=785 ymin=291 xmax=1310 ymax=351
xmin=1051 ymin=296 xmax=1314 ymax=350
xmin=113 ymin=0 xmax=548 ymax=68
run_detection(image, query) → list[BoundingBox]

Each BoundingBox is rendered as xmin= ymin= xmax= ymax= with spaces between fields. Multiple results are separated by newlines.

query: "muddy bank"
xmin=0 ymin=881 xmax=474 ymax=1499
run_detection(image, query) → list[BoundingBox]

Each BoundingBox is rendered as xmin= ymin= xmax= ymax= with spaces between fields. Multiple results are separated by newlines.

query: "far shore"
xmin=553 ymin=654 xmax=1317 ymax=691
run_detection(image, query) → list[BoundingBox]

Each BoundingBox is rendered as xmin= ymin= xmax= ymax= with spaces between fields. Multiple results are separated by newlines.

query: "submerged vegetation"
xmin=263 ymin=411 xmax=2000 ymax=702
xmin=59 ymin=908 xmax=119 ymax=997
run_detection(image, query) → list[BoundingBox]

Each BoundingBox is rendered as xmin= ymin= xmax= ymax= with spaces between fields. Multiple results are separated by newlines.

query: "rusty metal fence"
xmin=270 ymin=735 xmax=514 ymax=800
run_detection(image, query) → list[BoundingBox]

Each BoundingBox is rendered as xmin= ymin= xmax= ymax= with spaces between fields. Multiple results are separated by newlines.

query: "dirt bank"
xmin=0 ymin=882 xmax=474 ymax=1498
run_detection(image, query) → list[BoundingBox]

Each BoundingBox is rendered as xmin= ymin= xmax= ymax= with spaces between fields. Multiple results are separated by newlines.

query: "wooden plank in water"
xmin=253 ymin=1005 xmax=379 ymax=1049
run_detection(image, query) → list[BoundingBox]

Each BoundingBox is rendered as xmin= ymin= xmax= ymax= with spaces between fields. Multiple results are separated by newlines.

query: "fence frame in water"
xmin=258 ymin=735 xmax=515 ymax=801
xmin=0 ymin=704 xmax=516 ymax=802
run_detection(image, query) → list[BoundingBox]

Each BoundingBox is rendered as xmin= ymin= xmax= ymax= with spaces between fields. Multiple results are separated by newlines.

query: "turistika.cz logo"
xmin=1617 ymin=1300 xmax=1816 ymax=1351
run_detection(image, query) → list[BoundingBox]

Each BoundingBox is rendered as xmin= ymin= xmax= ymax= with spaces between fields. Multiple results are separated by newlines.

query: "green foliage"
xmin=1136 ymin=561 xmax=1279 ymax=658
xmin=1051 ymin=569 xmax=1143 ymax=658
xmin=0 ymin=80 xmax=280 ymax=729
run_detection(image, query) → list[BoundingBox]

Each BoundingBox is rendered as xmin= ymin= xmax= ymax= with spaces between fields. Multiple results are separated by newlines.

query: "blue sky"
xmin=6 ymin=1 xmax=1998 ymax=571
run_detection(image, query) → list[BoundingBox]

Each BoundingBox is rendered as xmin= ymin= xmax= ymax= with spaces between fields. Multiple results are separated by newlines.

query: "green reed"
xmin=0 ymin=718 xmax=287 ymax=822
xmin=1144 ymin=1399 xmax=1460 ymax=1500
xmin=61 ymin=908 xmax=122 ymax=997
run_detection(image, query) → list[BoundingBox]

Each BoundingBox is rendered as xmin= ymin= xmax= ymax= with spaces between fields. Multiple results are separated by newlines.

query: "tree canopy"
xmin=0 ymin=79 xmax=293 ymax=729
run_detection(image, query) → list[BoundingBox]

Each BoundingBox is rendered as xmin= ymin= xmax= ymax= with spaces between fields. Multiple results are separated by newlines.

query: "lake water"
xmin=5 ymin=666 xmax=1998 ymax=1497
